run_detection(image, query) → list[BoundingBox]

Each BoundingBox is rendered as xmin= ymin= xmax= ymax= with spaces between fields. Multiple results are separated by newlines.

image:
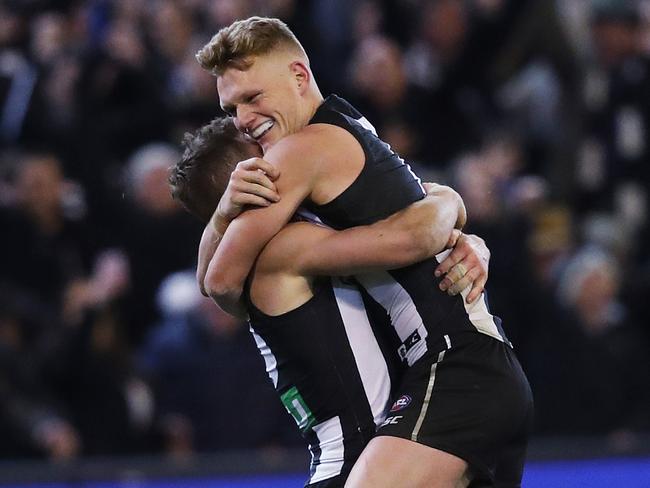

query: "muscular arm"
xmin=258 ymin=186 xmax=464 ymax=277
xmin=203 ymin=132 xmax=323 ymax=314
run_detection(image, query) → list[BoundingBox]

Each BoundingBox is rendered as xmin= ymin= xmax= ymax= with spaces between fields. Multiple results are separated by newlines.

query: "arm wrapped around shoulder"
xmin=383 ymin=183 xmax=466 ymax=262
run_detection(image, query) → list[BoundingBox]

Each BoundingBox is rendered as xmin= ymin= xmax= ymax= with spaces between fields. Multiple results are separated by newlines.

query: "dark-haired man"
xmin=170 ymin=116 xmax=475 ymax=487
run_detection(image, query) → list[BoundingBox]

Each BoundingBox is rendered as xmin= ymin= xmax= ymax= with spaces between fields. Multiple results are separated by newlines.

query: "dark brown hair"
xmin=169 ymin=117 xmax=259 ymax=222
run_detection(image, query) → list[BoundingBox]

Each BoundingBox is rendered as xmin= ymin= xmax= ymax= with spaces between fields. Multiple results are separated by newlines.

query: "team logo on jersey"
xmin=390 ymin=395 xmax=412 ymax=412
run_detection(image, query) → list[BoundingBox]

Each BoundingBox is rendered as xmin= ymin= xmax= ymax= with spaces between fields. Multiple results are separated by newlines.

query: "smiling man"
xmin=195 ymin=17 xmax=533 ymax=488
xmin=170 ymin=116 xmax=473 ymax=486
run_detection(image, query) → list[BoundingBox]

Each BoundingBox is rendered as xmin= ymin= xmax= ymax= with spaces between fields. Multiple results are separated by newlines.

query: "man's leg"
xmin=345 ymin=436 xmax=470 ymax=488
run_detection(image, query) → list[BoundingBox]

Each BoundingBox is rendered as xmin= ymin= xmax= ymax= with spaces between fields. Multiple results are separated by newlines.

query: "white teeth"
xmin=251 ymin=120 xmax=274 ymax=139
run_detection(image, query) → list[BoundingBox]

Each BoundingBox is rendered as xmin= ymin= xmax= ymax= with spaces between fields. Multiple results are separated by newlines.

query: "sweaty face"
xmin=217 ymin=54 xmax=305 ymax=153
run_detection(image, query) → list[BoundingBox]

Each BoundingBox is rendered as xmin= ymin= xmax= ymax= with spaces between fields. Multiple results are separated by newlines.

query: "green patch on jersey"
xmin=280 ymin=386 xmax=315 ymax=432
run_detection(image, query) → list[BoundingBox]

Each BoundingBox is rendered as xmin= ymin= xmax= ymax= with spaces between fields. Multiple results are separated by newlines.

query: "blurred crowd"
xmin=1 ymin=0 xmax=649 ymax=462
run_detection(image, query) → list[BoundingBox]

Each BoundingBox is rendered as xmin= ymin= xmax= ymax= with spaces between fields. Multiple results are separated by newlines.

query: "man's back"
xmin=246 ymin=221 xmax=401 ymax=487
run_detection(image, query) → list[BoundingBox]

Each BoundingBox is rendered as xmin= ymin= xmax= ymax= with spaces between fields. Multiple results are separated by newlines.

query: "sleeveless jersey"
xmin=246 ymin=276 xmax=402 ymax=486
xmin=304 ymin=95 xmax=425 ymax=228
xmin=305 ymin=95 xmax=512 ymax=367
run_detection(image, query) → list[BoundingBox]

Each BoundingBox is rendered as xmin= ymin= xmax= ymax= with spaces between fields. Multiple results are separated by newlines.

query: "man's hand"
xmin=197 ymin=158 xmax=280 ymax=297
xmin=216 ymin=157 xmax=281 ymax=221
xmin=435 ymin=230 xmax=490 ymax=304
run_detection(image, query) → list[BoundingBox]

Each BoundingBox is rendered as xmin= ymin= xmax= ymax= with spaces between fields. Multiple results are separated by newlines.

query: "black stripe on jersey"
xmin=247 ymin=278 xmax=385 ymax=479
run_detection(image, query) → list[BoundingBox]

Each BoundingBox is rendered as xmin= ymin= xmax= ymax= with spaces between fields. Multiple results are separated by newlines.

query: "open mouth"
xmin=250 ymin=119 xmax=275 ymax=140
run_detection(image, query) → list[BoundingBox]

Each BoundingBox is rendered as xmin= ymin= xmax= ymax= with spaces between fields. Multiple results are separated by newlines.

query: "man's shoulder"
xmin=266 ymin=124 xmax=363 ymax=173
xmin=275 ymin=123 xmax=353 ymax=150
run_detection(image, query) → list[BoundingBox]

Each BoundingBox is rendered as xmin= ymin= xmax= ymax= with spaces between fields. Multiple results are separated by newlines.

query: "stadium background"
xmin=1 ymin=0 xmax=649 ymax=486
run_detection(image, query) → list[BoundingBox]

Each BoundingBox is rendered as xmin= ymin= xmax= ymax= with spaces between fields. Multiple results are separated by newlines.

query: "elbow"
xmin=398 ymin=224 xmax=443 ymax=263
xmin=204 ymin=269 xmax=243 ymax=307
xmin=414 ymin=225 xmax=449 ymax=257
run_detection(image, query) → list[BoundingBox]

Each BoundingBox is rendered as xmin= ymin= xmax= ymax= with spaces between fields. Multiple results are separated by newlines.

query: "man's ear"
xmin=290 ymin=61 xmax=310 ymax=94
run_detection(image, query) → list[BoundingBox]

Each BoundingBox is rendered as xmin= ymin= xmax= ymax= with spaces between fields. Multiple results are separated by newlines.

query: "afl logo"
xmin=390 ymin=395 xmax=412 ymax=412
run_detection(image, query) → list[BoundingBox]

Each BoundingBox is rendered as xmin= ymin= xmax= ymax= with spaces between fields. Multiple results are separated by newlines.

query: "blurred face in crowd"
xmin=207 ymin=0 xmax=254 ymax=27
xmin=136 ymin=165 xmax=179 ymax=216
xmin=351 ymin=37 xmax=406 ymax=108
xmin=591 ymin=19 xmax=639 ymax=67
xmin=31 ymin=12 xmax=68 ymax=64
xmin=151 ymin=0 xmax=193 ymax=62
xmin=423 ymin=0 xmax=468 ymax=60
xmin=217 ymin=51 xmax=311 ymax=153
xmin=17 ymin=155 xmax=64 ymax=217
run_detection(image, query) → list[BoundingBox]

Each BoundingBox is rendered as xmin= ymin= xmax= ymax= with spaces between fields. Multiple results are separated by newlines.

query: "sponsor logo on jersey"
xmin=390 ymin=394 xmax=412 ymax=412
xmin=398 ymin=330 xmax=422 ymax=360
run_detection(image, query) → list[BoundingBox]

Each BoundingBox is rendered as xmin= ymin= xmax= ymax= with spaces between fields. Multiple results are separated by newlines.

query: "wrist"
xmin=211 ymin=211 xmax=230 ymax=235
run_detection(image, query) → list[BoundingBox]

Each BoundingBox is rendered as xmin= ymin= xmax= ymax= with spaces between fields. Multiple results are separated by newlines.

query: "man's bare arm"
xmin=258 ymin=185 xmax=465 ymax=277
xmin=202 ymin=132 xmax=323 ymax=314
xmin=196 ymin=158 xmax=280 ymax=295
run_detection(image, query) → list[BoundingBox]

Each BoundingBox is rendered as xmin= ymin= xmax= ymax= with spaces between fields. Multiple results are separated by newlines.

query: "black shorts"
xmin=305 ymin=464 xmax=353 ymax=488
xmin=376 ymin=331 xmax=534 ymax=488
xmin=306 ymin=474 xmax=344 ymax=488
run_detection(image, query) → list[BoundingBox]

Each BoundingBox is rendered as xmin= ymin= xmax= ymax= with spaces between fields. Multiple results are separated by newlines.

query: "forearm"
xmin=293 ymin=189 xmax=464 ymax=276
xmin=203 ymin=203 xmax=297 ymax=314
xmin=197 ymin=213 xmax=230 ymax=296
xmin=384 ymin=187 xmax=465 ymax=261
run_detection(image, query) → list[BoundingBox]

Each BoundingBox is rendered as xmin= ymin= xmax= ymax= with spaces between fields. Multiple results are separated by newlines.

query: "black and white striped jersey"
xmin=304 ymin=95 xmax=425 ymax=229
xmin=246 ymin=276 xmax=403 ymax=486
xmin=305 ymin=95 xmax=512 ymax=363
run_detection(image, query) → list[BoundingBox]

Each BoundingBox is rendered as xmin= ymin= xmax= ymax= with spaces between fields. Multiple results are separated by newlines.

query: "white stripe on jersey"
xmin=356 ymin=116 xmax=378 ymax=135
xmin=249 ymin=325 xmax=279 ymax=387
xmin=355 ymin=271 xmax=429 ymax=366
xmin=435 ymin=250 xmax=510 ymax=345
xmin=294 ymin=206 xmax=326 ymax=225
xmin=309 ymin=416 xmax=345 ymax=484
xmin=332 ymin=278 xmax=392 ymax=426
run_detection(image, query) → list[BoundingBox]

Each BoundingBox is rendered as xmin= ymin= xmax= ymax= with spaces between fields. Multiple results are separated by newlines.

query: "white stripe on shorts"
xmin=411 ymin=350 xmax=446 ymax=442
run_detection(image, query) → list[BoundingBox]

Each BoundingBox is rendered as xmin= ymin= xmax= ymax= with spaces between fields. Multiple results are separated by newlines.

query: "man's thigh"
xmin=370 ymin=333 xmax=534 ymax=486
xmin=345 ymin=436 xmax=470 ymax=488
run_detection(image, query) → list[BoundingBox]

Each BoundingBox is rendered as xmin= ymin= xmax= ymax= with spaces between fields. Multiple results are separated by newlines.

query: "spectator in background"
xmin=534 ymin=246 xmax=650 ymax=440
xmin=0 ymin=151 xmax=136 ymax=457
xmin=574 ymin=0 xmax=650 ymax=338
xmin=450 ymin=136 xmax=545 ymax=360
xmin=120 ymin=143 xmax=202 ymax=346
xmin=138 ymin=271 xmax=299 ymax=456
xmin=0 ymin=152 xmax=99 ymax=322
xmin=0 ymin=292 xmax=80 ymax=460
xmin=577 ymin=1 xmax=649 ymax=246
xmin=346 ymin=36 xmax=428 ymax=161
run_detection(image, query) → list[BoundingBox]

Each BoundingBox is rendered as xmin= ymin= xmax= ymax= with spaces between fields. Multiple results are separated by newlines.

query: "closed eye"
xmin=245 ymin=92 xmax=261 ymax=104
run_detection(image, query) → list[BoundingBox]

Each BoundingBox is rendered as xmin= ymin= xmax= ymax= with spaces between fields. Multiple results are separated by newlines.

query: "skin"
xmin=198 ymin=42 xmax=490 ymax=485
xmin=248 ymin=183 xmax=464 ymax=316
xmin=201 ymin=50 xmax=488 ymax=316
xmin=208 ymin=164 xmax=476 ymax=487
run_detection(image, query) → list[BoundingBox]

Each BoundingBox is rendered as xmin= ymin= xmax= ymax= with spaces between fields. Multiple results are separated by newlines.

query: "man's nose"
xmin=235 ymin=106 xmax=255 ymax=133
